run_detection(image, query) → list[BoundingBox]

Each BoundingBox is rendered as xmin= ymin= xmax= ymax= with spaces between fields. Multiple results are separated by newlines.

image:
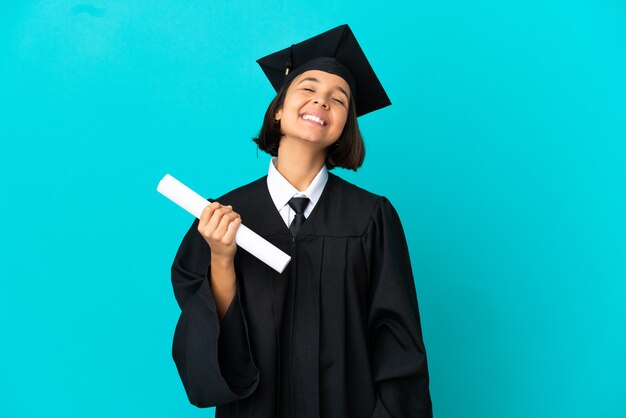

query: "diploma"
xmin=157 ymin=174 xmax=291 ymax=273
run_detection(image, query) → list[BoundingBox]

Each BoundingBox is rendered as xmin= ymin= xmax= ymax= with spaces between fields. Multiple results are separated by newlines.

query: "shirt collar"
xmin=267 ymin=156 xmax=328 ymax=211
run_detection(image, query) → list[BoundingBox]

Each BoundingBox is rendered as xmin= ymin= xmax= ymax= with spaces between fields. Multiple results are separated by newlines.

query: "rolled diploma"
xmin=157 ymin=174 xmax=291 ymax=273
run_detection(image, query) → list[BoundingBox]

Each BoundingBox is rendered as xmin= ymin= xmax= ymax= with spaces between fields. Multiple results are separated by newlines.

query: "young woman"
xmin=170 ymin=25 xmax=433 ymax=418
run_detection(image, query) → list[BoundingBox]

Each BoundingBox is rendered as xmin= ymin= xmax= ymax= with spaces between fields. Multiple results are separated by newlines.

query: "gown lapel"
xmin=245 ymin=173 xmax=337 ymax=418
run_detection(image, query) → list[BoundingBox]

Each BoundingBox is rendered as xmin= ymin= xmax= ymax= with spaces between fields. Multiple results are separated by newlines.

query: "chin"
xmin=302 ymin=137 xmax=335 ymax=148
xmin=282 ymin=132 xmax=335 ymax=149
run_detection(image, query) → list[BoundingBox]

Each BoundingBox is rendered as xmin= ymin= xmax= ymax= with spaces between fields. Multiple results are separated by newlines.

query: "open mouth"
xmin=300 ymin=113 xmax=328 ymax=127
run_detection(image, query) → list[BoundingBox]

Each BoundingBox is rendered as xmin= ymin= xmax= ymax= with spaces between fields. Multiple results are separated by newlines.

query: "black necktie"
xmin=288 ymin=196 xmax=310 ymax=237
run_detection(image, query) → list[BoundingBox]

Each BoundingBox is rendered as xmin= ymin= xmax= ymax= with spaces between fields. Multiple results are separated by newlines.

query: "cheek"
xmin=336 ymin=111 xmax=348 ymax=130
xmin=283 ymin=99 xmax=300 ymax=117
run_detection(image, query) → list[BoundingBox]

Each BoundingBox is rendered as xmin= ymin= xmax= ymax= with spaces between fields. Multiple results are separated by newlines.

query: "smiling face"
xmin=274 ymin=70 xmax=351 ymax=150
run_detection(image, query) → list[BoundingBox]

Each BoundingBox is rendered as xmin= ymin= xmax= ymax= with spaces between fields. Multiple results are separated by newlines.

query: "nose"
xmin=313 ymin=97 xmax=329 ymax=109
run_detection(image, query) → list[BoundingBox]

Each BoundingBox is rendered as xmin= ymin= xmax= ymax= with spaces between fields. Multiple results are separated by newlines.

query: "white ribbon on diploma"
xmin=157 ymin=174 xmax=291 ymax=273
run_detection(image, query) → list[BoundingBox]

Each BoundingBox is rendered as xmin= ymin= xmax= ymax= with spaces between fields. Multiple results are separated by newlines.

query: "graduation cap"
xmin=256 ymin=24 xmax=391 ymax=117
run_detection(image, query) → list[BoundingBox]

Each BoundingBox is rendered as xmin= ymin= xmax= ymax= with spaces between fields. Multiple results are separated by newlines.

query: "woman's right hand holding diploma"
xmin=198 ymin=201 xmax=242 ymax=320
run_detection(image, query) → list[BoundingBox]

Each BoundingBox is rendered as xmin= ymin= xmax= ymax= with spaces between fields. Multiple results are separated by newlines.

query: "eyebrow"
xmin=297 ymin=77 xmax=350 ymax=100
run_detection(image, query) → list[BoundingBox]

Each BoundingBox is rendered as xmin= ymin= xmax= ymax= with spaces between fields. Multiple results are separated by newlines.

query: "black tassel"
xmin=285 ymin=44 xmax=294 ymax=75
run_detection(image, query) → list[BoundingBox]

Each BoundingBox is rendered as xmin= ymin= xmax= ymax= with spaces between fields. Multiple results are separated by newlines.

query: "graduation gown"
xmin=171 ymin=172 xmax=433 ymax=418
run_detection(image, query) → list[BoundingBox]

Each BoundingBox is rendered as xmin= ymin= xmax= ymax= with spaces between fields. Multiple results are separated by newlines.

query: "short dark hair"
xmin=252 ymin=80 xmax=365 ymax=171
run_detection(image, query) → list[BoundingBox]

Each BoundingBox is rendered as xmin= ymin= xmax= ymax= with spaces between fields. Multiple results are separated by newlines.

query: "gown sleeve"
xmin=170 ymin=218 xmax=259 ymax=408
xmin=364 ymin=197 xmax=433 ymax=418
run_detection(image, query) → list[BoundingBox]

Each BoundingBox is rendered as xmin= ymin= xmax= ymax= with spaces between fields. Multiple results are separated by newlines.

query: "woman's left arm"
xmin=365 ymin=197 xmax=433 ymax=418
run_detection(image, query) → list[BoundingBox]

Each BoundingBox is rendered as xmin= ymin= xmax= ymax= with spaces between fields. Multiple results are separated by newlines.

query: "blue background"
xmin=1 ymin=1 xmax=625 ymax=417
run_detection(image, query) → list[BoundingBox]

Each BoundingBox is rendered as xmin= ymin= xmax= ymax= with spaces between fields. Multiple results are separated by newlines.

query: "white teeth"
xmin=301 ymin=114 xmax=326 ymax=126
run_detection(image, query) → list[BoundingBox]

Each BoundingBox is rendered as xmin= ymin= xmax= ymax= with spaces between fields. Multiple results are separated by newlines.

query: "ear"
xmin=274 ymin=108 xmax=282 ymax=121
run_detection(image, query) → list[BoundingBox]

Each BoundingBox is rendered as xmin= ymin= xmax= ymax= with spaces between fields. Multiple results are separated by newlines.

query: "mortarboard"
xmin=256 ymin=24 xmax=391 ymax=117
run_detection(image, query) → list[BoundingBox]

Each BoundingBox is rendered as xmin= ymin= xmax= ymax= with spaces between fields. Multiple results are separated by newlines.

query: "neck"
xmin=275 ymin=137 xmax=327 ymax=191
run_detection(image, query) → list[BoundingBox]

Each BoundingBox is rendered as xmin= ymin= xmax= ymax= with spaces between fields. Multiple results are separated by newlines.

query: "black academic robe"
xmin=171 ymin=172 xmax=433 ymax=418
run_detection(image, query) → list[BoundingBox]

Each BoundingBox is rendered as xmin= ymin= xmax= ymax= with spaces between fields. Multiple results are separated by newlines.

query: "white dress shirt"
xmin=266 ymin=156 xmax=328 ymax=228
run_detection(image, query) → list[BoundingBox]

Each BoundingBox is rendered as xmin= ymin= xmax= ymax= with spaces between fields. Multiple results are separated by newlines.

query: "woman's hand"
xmin=198 ymin=201 xmax=241 ymax=319
xmin=198 ymin=201 xmax=242 ymax=261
